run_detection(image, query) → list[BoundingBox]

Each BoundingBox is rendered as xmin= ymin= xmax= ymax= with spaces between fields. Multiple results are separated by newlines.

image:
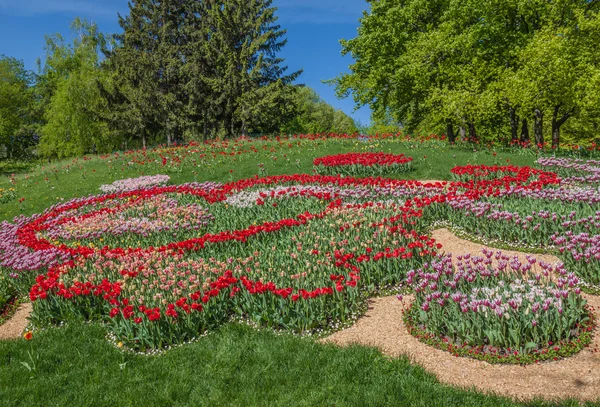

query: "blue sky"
xmin=0 ymin=0 xmax=372 ymax=126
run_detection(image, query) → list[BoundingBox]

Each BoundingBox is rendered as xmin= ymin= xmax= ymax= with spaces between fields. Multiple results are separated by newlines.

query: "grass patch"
xmin=0 ymin=323 xmax=589 ymax=406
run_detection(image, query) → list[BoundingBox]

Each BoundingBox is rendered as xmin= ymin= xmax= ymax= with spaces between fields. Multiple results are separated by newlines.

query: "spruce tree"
xmin=186 ymin=0 xmax=301 ymax=138
xmin=102 ymin=0 xmax=186 ymax=148
xmin=103 ymin=0 xmax=301 ymax=143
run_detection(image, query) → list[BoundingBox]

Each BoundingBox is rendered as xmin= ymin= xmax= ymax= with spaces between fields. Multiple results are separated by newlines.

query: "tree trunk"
xmin=446 ymin=120 xmax=456 ymax=143
xmin=241 ymin=120 xmax=248 ymax=137
xmin=468 ymin=122 xmax=477 ymax=143
xmin=533 ymin=108 xmax=544 ymax=147
xmin=551 ymin=105 xmax=571 ymax=150
xmin=520 ymin=119 xmax=529 ymax=144
xmin=142 ymin=134 xmax=147 ymax=149
xmin=509 ymin=107 xmax=519 ymax=144
xmin=224 ymin=116 xmax=232 ymax=139
xmin=459 ymin=125 xmax=466 ymax=141
xmin=167 ymin=132 xmax=172 ymax=146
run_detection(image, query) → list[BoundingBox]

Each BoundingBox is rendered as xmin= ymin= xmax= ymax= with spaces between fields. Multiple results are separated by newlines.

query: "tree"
xmin=281 ymin=86 xmax=357 ymax=134
xmin=334 ymin=0 xmax=600 ymax=148
xmin=199 ymin=0 xmax=301 ymax=137
xmin=101 ymin=0 xmax=185 ymax=148
xmin=0 ymin=56 xmax=37 ymax=158
xmin=38 ymin=19 xmax=112 ymax=159
xmin=104 ymin=0 xmax=300 ymax=143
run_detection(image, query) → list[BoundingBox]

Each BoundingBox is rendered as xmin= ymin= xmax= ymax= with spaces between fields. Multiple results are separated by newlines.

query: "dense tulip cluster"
xmin=536 ymin=157 xmax=600 ymax=185
xmin=29 ymin=198 xmax=436 ymax=349
xmin=313 ymin=152 xmax=413 ymax=176
xmin=99 ymin=175 xmax=171 ymax=193
xmin=406 ymin=251 xmax=590 ymax=362
xmin=552 ymin=233 xmax=600 ymax=287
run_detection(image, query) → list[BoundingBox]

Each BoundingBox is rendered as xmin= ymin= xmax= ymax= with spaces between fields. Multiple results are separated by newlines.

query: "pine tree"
xmin=102 ymin=0 xmax=186 ymax=148
xmin=188 ymin=0 xmax=301 ymax=138
xmin=103 ymin=0 xmax=301 ymax=143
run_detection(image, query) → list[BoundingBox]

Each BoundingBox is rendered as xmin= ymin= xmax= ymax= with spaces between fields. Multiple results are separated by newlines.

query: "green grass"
xmin=0 ymin=139 xmax=593 ymax=406
xmin=0 ymin=139 xmax=541 ymax=222
xmin=0 ymin=323 xmax=589 ymax=407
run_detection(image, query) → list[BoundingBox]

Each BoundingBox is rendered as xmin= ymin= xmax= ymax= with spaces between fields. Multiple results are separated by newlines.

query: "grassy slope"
xmin=0 ymin=139 xmax=540 ymax=222
xmin=0 ymin=140 xmax=588 ymax=406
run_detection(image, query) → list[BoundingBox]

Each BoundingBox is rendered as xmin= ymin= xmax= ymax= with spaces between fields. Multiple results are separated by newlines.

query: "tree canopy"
xmin=281 ymin=86 xmax=357 ymax=135
xmin=102 ymin=0 xmax=302 ymax=146
xmin=38 ymin=19 xmax=113 ymax=159
xmin=0 ymin=55 xmax=37 ymax=158
xmin=335 ymin=0 xmax=600 ymax=147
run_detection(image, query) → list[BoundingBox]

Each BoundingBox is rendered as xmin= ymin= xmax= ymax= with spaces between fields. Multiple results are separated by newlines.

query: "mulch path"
xmin=0 ymin=303 xmax=32 ymax=341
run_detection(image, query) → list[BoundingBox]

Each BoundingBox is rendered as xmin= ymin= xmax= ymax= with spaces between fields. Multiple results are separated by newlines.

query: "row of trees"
xmin=335 ymin=0 xmax=600 ymax=147
xmin=0 ymin=1 xmax=356 ymax=159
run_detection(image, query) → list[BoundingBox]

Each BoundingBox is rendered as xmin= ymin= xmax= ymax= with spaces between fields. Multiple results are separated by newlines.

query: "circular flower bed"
xmin=24 ymin=175 xmax=442 ymax=350
xmin=405 ymin=251 xmax=592 ymax=364
xmin=313 ymin=152 xmax=413 ymax=176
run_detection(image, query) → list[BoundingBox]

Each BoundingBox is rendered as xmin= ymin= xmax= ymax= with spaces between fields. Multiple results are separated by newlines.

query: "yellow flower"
xmin=117 ymin=342 xmax=124 ymax=348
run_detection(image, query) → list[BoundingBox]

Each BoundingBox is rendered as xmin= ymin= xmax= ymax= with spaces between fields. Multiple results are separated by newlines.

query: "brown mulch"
xmin=0 ymin=303 xmax=32 ymax=341
xmin=322 ymin=229 xmax=600 ymax=402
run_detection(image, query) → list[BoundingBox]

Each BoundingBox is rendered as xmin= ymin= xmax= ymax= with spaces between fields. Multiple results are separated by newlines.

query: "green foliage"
xmin=335 ymin=0 xmax=600 ymax=147
xmin=281 ymin=86 xmax=358 ymax=134
xmin=0 ymin=56 xmax=38 ymax=158
xmin=38 ymin=19 xmax=113 ymax=159
xmin=0 ymin=272 xmax=16 ymax=312
xmin=103 ymin=0 xmax=301 ymax=144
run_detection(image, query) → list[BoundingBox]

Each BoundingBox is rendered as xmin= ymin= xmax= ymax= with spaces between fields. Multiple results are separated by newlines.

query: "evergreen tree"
xmin=101 ymin=0 xmax=186 ymax=148
xmin=199 ymin=0 xmax=301 ymax=137
xmin=104 ymin=0 xmax=300 ymax=143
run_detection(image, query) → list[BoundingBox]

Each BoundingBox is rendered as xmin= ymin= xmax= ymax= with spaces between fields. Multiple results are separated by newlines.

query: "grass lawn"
xmin=0 ymin=138 xmax=543 ymax=222
xmin=0 ymin=323 xmax=587 ymax=407
xmin=0 ymin=137 xmax=595 ymax=406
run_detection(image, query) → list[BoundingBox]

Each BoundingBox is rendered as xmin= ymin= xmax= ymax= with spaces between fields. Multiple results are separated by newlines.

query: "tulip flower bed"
xmin=1 ymin=163 xmax=595 ymax=361
xmin=424 ymin=162 xmax=600 ymax=287
xmin=18 ymin=175 xmax=442 ymax=350
xmin=313 ymin=152 xmax=413 ymax=176
xmin=405 ymin=251 xmax=593 ymax=364
xmin=536 ymin=157 xmax=600 ymax=185
xmin=552 ymin=233 xmax=600 ymax=290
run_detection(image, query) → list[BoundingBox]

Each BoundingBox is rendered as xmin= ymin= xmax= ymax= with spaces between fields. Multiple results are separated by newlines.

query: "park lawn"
xmin=0 ymin=138 xmax=589 ymax=407
xmin=0 ymin=322 xmax=586 ymax=407
xmin=0 ymin=138 xmax=542 ymax=222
